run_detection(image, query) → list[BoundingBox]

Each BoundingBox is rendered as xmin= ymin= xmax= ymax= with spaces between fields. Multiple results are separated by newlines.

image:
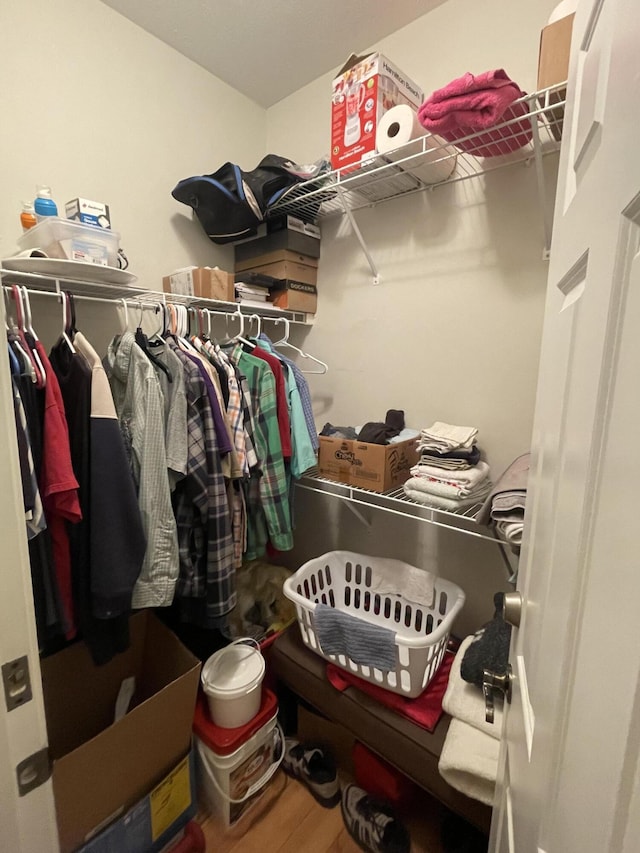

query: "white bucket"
xmin=201 ymin=639 xmax=266 ymax=728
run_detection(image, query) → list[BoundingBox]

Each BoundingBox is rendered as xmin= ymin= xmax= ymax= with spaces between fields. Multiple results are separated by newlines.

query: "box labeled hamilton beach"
xmin=65 ymin=197 xmax=111 ymax=229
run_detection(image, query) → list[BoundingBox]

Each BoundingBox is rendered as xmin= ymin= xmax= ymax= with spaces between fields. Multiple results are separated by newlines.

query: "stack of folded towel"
xmin=477 ymin=452 xmax=530 ymax=553
xmin=402 ymin=422 xmax=491 ymax=511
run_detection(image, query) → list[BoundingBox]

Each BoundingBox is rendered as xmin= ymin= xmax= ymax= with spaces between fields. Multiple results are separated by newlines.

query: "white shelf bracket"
xmin=529 ymin=112 xmax=553 ymax=261
xmin=337 ymin=185 xmax=381 ymax=285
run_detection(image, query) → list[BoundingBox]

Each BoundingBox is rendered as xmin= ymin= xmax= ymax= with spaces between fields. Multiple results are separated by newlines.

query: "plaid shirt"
xmin=227 ymin=344 xmax=293 ymax=558
xmin=168 ymin=341 xmax=235 ymax=619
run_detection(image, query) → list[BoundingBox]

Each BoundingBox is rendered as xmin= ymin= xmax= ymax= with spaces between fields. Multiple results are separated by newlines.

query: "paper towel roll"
xmin=376 ymin=104 xmax=456 ymax=185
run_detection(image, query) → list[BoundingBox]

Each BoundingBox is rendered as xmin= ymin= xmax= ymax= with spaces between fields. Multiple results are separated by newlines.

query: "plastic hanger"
xmin=60 ymin=291 xmax=76 ymax=355
xmin=270 ymin=317 xmax=328 ymax=374
xmin=11 ymin=285 xmax=46 ymax=386
xmin=133 ymin=300 xmax=172 ymax=382
xmin=3 ymin=288 xmax=36 ymax=382
xmin=21 ymin=286 xmax=48 ymax=386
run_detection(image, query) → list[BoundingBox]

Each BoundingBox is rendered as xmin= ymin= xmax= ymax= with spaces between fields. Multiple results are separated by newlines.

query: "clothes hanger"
xmin=120 ymin=297 xmax=130 ymax=333
xmin=21 ymin=285 xmax=48 ymax=386
xmin=3 ymin=287 xmax=36 ymax=382
xmin=269 ymin=317 xmax=328 ymax=374
xmin=11 ymin=285 xmax=45 ymax=387
xmin=133 ymin=300 xmax=172 ymax=381
xmin=174 ymin=303 xmax=198 ymax=353
xmin=60 ymin=291 xmax=76 ymax=355
xmin=227 ymin=307 xmax=255 ymax=349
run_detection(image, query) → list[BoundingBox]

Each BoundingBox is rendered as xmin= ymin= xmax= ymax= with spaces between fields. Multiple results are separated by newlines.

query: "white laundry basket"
xmin=283 ymin=550 xmax=465 ymax=698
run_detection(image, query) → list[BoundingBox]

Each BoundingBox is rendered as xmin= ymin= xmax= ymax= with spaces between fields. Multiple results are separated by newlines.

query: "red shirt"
xmin=35 ymin=341 xmax=82 ymax=638
xmin=251 ymin=345 xmax=292 ymax=459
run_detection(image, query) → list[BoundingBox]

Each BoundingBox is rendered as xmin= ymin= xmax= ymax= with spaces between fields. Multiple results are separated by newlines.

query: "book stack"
xmin=234 ymin=272 xmax=276 ymax=309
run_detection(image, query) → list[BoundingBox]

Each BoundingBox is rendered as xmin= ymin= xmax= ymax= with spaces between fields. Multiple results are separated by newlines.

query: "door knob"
xmin=482 ymin=665 xmax=513 ymax=724
xmin=503 ymin=591 xmax=522 ymax=628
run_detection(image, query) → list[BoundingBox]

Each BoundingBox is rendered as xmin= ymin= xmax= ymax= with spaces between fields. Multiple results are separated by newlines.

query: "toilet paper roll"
xmin=376 ymin=104 xmax=457 ymax=185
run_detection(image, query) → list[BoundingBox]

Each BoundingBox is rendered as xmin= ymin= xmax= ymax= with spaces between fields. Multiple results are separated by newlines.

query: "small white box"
xmin=65 ymin=197 xmax=111 ymax=229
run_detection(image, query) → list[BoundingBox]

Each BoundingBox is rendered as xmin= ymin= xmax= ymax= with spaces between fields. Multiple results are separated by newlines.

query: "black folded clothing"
xmin=358 ymin=409 xmax=405 ymax=445
xmin=460 ymin=593 xmax=511 ymax=687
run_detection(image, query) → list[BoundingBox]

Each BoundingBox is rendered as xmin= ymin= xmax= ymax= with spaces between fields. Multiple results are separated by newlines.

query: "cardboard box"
xmin=235 ymin=229 xmax=321 ymax=262
xmin=267 ymin=215 xmax=321 ymax=240
xmin=240 ymin=257 xmax=317 ymax=286
xmin=77 ymin=751 xmax=197 ymax=853
xmin=162 ymin=266 xmax=235 ymax=301
xmin=317 ymin=435 xmax=419 ymax=493
xmin=537 ymin=14 xmax=574 ymax=141
xmin=41 ymin=612 xmax=201 ymax=853
xmin=236 ymin=249 xmax=318 ymax=273
xmin=65 ymin=198 xmax=111 ymax=229
xmin=331 ymin=52 xmax=423 ymax=171
xmin=269 ymin=280 xmax=317 ymax=314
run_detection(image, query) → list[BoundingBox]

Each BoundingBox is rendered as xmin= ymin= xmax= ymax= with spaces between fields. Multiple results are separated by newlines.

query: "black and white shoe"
xmin=340 ymin=784 xmax=410 ymax=853
xmin=282 ymin=738 xmax=340 ymax=808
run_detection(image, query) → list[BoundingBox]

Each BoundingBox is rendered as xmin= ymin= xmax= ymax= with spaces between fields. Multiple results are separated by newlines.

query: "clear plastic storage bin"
xmin=17 ymin=216 xmax=120 ymax=267
xmin=283 ymin=550 xmax=465 ymax=698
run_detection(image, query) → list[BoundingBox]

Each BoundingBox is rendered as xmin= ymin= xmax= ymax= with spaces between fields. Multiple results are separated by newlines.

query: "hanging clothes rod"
xmin=0 ymin=285 xmax=159 ymax=311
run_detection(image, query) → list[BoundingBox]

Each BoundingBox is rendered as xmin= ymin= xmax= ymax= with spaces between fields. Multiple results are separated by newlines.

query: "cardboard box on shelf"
xmin=240 ymin=257 xmax=317 ymax=286
xmin=317 ymin=435 xmax=419 ymax=493
xmin=537 ymin=13 xmax=575 ymax=141
xmin=77 ymin=752 xmax=197 ymax=853
xmin=269 ymin=280 xmax=317 ymax=314
xmin=235 ymin=229 xmax=321 ymax=262
xmin=267 ymin=214 xmax=321 ymax=239
xmin=235 ymin=249 xmax=318 ymax=274
xmin=41 ymin=611 xmax=201 ymax=853
xmin=162 ymin=266 xmax=235 ymax=301
xmin=331 ymin=52 xmax=423 ymax=171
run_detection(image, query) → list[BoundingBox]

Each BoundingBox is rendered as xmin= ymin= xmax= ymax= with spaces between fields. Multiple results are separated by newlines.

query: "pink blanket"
xmin=418 ymin=69 xmax=532 ymax=157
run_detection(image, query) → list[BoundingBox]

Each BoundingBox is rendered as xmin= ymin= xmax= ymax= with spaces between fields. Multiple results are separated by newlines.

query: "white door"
xmin=0 ymin=292 xmax=60 ymax=851
xmin=490 ymin=1 xmax=640 ymax=851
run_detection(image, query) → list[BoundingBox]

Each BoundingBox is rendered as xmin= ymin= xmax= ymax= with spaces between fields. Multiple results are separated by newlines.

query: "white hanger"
xmin=17 ymin=286 xmax=47 ymax=386
xmin=60 ymin=292 xmax=76 ymax=354
xmin=120 ymin=298 xmax=129 ymax=332
xmin=270 ymin=317 xmax=328 ymax=374
xmin=248 ymin=313 xmax=262 ymax=337
xmin=3 ymin=288 xmax=37 ymax=382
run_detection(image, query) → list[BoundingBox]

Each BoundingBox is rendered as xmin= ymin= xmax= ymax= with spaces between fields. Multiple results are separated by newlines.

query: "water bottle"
xmin=34 ymin=185 xmax=58 ymax=221
xmin=20 ymin=201 xmax=37 ymax=231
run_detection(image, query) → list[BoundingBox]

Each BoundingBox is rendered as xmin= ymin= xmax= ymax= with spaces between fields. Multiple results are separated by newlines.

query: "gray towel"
xmin=476 ymin=452 xmax=530 ymax=526
xmin=313 ymin=603 xmax=397 ymax=671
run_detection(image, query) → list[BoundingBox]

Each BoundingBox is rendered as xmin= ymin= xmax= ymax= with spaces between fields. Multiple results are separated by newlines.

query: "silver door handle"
xmin=503 ymin=591 xmax=522 ymax=628
xmin=483 ymin=665 xmax=513 ymax=724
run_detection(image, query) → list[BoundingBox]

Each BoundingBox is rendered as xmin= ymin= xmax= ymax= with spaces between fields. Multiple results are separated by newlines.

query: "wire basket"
xmin=283 ymin=551 xmax=465 ymax=698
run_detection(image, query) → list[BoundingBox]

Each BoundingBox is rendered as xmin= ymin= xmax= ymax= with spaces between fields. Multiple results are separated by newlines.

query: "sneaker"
xmin=282 ymin=738 xmax=340 ymax=807
xmin=340 ymin=784 xmax=411 ymax=853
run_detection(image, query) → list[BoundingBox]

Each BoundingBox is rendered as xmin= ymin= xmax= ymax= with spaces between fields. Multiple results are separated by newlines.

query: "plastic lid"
xmin=36 ymin=185 xmax=52 ymax=198
xmin=21 ymin=201 xmax=35 ymax=213
xmin=201 ymin=644 xmax=265 ymax=695
xmin=193 ymin=688 xmax=278 ymax=755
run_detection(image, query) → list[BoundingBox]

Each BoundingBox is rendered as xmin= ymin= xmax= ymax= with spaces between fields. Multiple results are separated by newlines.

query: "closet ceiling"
xmin=99 ymin=0 xmax=445 ymax=107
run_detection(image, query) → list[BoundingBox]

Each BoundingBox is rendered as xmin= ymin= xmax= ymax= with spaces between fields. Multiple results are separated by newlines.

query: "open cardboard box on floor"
xmin=40 ymin=611 xmax=201 ymax=853
xmin=317 ymin=435 xmax=419 ymax=493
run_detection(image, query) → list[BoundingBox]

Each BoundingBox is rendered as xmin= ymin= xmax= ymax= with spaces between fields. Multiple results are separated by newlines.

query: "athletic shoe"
xmin=340 ymin=784 xmax=411 ymax=853
xmin=282 ymin=738 xmax=340 ymax=807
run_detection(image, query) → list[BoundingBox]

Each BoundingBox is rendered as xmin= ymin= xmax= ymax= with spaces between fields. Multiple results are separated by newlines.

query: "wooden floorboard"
xmin=198 ymin=771 xmax=455 ymax=852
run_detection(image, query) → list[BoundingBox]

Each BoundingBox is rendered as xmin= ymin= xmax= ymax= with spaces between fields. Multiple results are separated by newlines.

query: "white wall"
xmin=267 ymin=0 xmax=560 ymax=632
xmin=0 ymin=0 xmax=266 ymax=289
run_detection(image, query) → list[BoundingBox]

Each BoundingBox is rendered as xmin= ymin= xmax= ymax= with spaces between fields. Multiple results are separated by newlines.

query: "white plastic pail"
xmin=201 ymin=639 xmax=265 ymax=728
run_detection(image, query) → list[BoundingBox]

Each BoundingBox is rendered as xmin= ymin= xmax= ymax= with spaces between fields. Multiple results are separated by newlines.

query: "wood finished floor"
xmin=199 ymin=770 xmax=450 ymax=853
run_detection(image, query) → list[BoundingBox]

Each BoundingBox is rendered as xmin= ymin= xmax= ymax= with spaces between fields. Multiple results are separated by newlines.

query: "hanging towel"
xmin=443 ymin=635 xmax=503 ymax=736
xmin=477 ymin=452 xmax=531 ymax=525
xmin=438 ymin=716 xmax=500 ymax=806
xmin=418 ymin=70 xmax=532 ymax=158
xmin=313 ymin=603 xmax=397 ymax=671
xmin=366 ymin=555 xmax=435 ymax=609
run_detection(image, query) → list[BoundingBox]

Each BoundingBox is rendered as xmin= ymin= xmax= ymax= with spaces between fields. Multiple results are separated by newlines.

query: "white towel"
xmin=443 ymin=635 xmax=503 ymax=737
xmin=403 ymin=484 xmax=490 ymax=512
xmin=438 ymin=717 xmax=499 ymax=806
xmin=368 ymin=556 xmax=435 ymax=609
xmin=410 ymin=460 xmax=490 ymax=490
xmin=419 ymin=421 xmax=478 ymax=452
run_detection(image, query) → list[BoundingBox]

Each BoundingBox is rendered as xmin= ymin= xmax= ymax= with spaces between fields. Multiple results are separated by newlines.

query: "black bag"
xmin=171 ymin=155 xmax=306 ymax=245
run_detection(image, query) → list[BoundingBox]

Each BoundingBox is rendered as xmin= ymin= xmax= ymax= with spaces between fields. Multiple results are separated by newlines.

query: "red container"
xmin=193 ymin=687 xmax=278 ymax=756
xmin=352 ymin=742 xmax=419 ymax=810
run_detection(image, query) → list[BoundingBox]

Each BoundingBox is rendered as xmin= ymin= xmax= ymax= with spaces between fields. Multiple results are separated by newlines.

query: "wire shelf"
xmin=296 ymin=471 xmax=501 ymax=543
xmin=269 ymin=83 xmax=566 ymax=222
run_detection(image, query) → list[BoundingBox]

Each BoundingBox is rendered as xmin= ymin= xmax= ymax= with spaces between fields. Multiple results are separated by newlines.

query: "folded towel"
xmin=418 ymin=69 xmax=532 ymax=158
xmin=403 ymin=483 xmax=491 ymax=512
xmin=496 ymin=519 xmax=524 ymax=546
xmin=418 ymin=444 xmax=481 ymax=470
xmin=477 ymin=452 xmax=530 ymax=526
xmin=405 ymin=473 xmax=491 ymax=501
xmin=313 ymin=603 xmax=397 ymax=671
xmin=443 ymin=635 xmax=503 ymax=737
xmin=419 ymin=421 xmax=478 ymax=452
xmin=410 ymin=460 xmax=491 ymax=493
xmin=438 ymin=716 xmax=499 ymax=805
